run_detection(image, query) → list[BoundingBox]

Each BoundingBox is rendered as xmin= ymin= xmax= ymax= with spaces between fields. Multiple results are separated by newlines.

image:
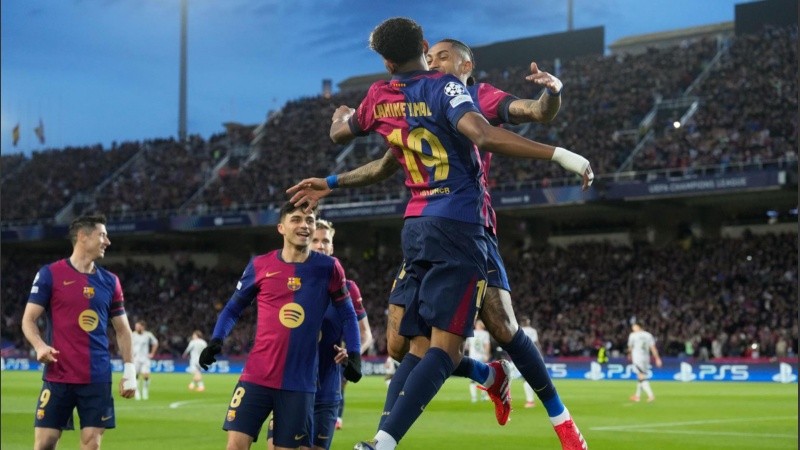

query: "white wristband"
xmin=123 ymin=362 xmax=137 ymax=390
xmin=551 ymin=147 xmax=589 ymax=176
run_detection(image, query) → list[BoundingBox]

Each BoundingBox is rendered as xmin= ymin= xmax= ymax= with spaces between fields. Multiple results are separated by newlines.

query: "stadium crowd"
xmin=2 ymin=231 xmax=796 ymax=362
xmin=1 ymin=25 xmax=795 ymax=221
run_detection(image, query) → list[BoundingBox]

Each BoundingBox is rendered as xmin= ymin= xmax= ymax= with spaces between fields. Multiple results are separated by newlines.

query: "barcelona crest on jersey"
xmin=287 ymin=277 xmax=301 ymax=291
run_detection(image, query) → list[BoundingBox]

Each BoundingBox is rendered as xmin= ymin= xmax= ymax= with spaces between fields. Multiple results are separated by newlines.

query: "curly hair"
xmin=369 ymin=17 xmax=424 ymax=66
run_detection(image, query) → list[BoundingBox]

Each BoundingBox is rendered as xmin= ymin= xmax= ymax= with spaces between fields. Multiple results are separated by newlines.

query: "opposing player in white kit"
xmin=627 ymin=322 xmax=662 ymax=402
xmin=519 ymin=317 xmax=539 ymax=408
xmin=183 ymin=330 xmax=208 ymax=391
xmin=131 ymin=320 xmax=158 ymax=400
xmin=465 ymin=320 xmax=492 ymax=403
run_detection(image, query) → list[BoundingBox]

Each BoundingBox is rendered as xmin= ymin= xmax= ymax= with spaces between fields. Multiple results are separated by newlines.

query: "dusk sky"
xmin=1 ymin=0 xmax=749 ymax=154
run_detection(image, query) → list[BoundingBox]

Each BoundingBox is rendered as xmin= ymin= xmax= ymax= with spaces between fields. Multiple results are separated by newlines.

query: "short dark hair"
xmin=440 ymin=38 xmax=474 ymax=67
xmin=369 ymin=17 xmax=424 ymax=66
xmin=68 ymin=213 xmax=107 ymax=245
xmin=279 ymin=201 xmax=316 ymax=221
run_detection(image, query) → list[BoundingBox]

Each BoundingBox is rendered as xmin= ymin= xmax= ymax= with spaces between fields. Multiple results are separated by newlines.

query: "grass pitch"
xmin=1 ymin=371 xmax=796 ymax=449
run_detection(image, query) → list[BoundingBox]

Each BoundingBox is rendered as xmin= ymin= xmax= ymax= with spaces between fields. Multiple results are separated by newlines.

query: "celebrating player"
xmin=198 ymin=201 xmax=362 ymax=450
xmin=288 ymin=17 xmax=592 ymax=450
xmin=131 ymin=320 xmax=158 ymax=400
xmin=627 ymin=321 xmax=663 ymax=402
xmin=288 ymin=30 xmax=590 ymax=448
xmin=269 ymin=218 xmax=373 ymax=450
xmin=183 ymin=330 xmax=208 ymax=392
xmin=21 ymin=213 xmax=137 ymax=450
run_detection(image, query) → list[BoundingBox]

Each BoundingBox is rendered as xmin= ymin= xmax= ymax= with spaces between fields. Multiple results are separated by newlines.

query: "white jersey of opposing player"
xmin=466 ymin=329 xmax=491 ymax=363
xmin=184 ymin=337 xmax=208 ymax=372
xmin=522 ymin=325 xmax=538 ymax=345
xmin=132 ymin=331 xmax=158 ymax=372
xmin=628 ymin=330 xmax=655 ymax=369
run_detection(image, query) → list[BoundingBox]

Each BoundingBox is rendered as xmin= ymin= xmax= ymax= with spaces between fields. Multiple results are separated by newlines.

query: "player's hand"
xmin=35 ymin=345 xmax=59 ymax=364
xmin=582 ymin=165 xmax=594 ymax=191
xmin=655 ymin=357 xmax=663 ymax=368
xmin=120 ymin=362 xmax=137 ymax=399
xmin=525 ymin=61 xmax=562 ymax=94
xmin=286 ymin=178 xmax=331 ymax=211
xmin=343 ymin=351 xmax=363 ymax=383
xmin=199 ymin=338 xmax=223 ymax=371
xmin=551 ymin=147 xmax=593 ymax=191
xmin=333 ymin=344 xmax=348 ymax=364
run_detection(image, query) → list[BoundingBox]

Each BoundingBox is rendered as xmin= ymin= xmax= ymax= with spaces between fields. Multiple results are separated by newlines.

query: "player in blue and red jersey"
xmin=198 ymin=202 xmax=362 ymax=450
xmin=267 ymin=218 xmax=373 ymax=450
xmin=288 ymin=17 xmax=592 ymax=450
xmin=21 ymin=213 xmax=137 ymax=450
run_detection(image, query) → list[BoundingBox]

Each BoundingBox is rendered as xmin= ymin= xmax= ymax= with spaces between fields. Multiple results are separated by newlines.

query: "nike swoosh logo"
xmin=487 ymin=270 xmax=497 ymax=273
xmin=101 ymin=415 xmax=113 ymax=421
xmin=265 ymin=271 xmax=281 ymax=277
xmin=534 ymin=385 xmax=548 ymax=392
xmin=294 ymin=434 xmax=306 ymax=440
xmin=63 ymin=280 xmax=76 ymax=286
xmin=317 ymin=435 xmax=330 ymax=439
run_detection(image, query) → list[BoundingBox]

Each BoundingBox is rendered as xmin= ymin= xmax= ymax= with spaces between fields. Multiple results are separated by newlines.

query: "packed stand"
xmin=85 ymin=136 xmax=223 ymax=218
xmin=1 ymin=143 xmax=140 ymax=222
xmin=632 ymin=25 xmax=798 ymax=173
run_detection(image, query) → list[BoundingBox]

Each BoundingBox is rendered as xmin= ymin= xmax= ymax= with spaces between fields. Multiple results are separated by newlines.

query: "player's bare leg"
xmin=226 ymin=430 xmax=253 ymax=450
xmin=33 ymin=427 xmax=62 ymax=450
xmin=385 ymin=304 xmax=409 ymax=361
xmin=79 ymin=427 xmax=104 ymax=450
xmin=480 ymin=287 xmax=587 ymax=449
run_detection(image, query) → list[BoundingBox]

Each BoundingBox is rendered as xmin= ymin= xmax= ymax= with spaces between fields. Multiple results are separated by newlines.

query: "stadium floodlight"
xmin=178 ymin=0 xmax=188 ymax=142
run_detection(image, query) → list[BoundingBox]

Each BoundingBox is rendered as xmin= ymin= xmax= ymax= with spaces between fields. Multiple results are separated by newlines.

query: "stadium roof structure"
xmin=609 ymin=21 xmax=734 ymax=55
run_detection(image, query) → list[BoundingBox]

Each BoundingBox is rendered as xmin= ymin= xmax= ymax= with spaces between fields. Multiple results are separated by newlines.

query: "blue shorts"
xmin=34 ymin=381 xmax=115 ymax=430
xmin=486 ymin=231 xmax=511 ymax=291
xmin=398 ymin=217 xmax=489 ymax=338
xmin=223 ymin=380 xmax=313 ymax=447
xmin=267 ymin=400 xmax=335 ymax=449
xmin=388 ymin=259 xmax=410 ymax=307
xmin=312 ymin=401 xmax=339 ymax=450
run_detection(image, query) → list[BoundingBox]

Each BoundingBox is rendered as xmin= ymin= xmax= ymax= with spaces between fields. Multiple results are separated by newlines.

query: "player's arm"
xmin=330 ymin=105 xmax=357 ymax=144
xmin=200 ymin=261 xmax=257 ymax=370
xmin=358 ymin=315 xmax=374 ymax=355
xmin=111 ymin=314 xmax=137 ymax=398
xmin=21 ymin=303 xmax=59 ymax=364
xmin=456 ymin=111 xmax=593 ymax=190
xmin=286 ymin=149 xmax=400 ymax=210
xmin=148 ymin=334 xmax=158 ymax=359
xmin=507 ymin=61 xmax=562 ymax=124
xmin=650 ymin=344 xmax=663 ymax=367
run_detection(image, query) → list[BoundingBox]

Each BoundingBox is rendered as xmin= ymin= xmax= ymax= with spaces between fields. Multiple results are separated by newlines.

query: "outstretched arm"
xmin=286 ymin=149 xmax=401 ymax=210
xmin=507 ymin=61 xmax=563 ymax=124
xmin=456 ymin=111 xmax=593 ymax=190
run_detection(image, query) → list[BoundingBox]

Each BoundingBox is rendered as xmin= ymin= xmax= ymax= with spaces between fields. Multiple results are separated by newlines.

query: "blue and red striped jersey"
xmin=349 ymin=70 xmax=490 ymax=226
xmin=316 ymin=278 xmax=367 ymax=403
xmin=27 ymin=258 xmax=126 ymax=384
xmin=468 ymin=82 xmax=517 ymax=234
xmin=217 ymin=250 xmax=353 ymax=393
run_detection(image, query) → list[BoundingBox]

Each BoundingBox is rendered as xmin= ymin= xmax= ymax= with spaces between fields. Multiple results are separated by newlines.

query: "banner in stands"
xmin=2 ymin=357 xmax=795 ymax=383
xmin=604 ymin=169 xmax=787 ymax=200
xmin=171 ymin=210 xmax=278 ymax=230
xmin=319 ymin=201 xmax=405 ymax=221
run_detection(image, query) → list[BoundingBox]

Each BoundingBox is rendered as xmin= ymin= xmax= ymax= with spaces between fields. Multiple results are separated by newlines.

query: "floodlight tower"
xmin=178 ymin=0 xmax=188 ymax=141
xmin=567 ymin=0 xmax=574 ymax=31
